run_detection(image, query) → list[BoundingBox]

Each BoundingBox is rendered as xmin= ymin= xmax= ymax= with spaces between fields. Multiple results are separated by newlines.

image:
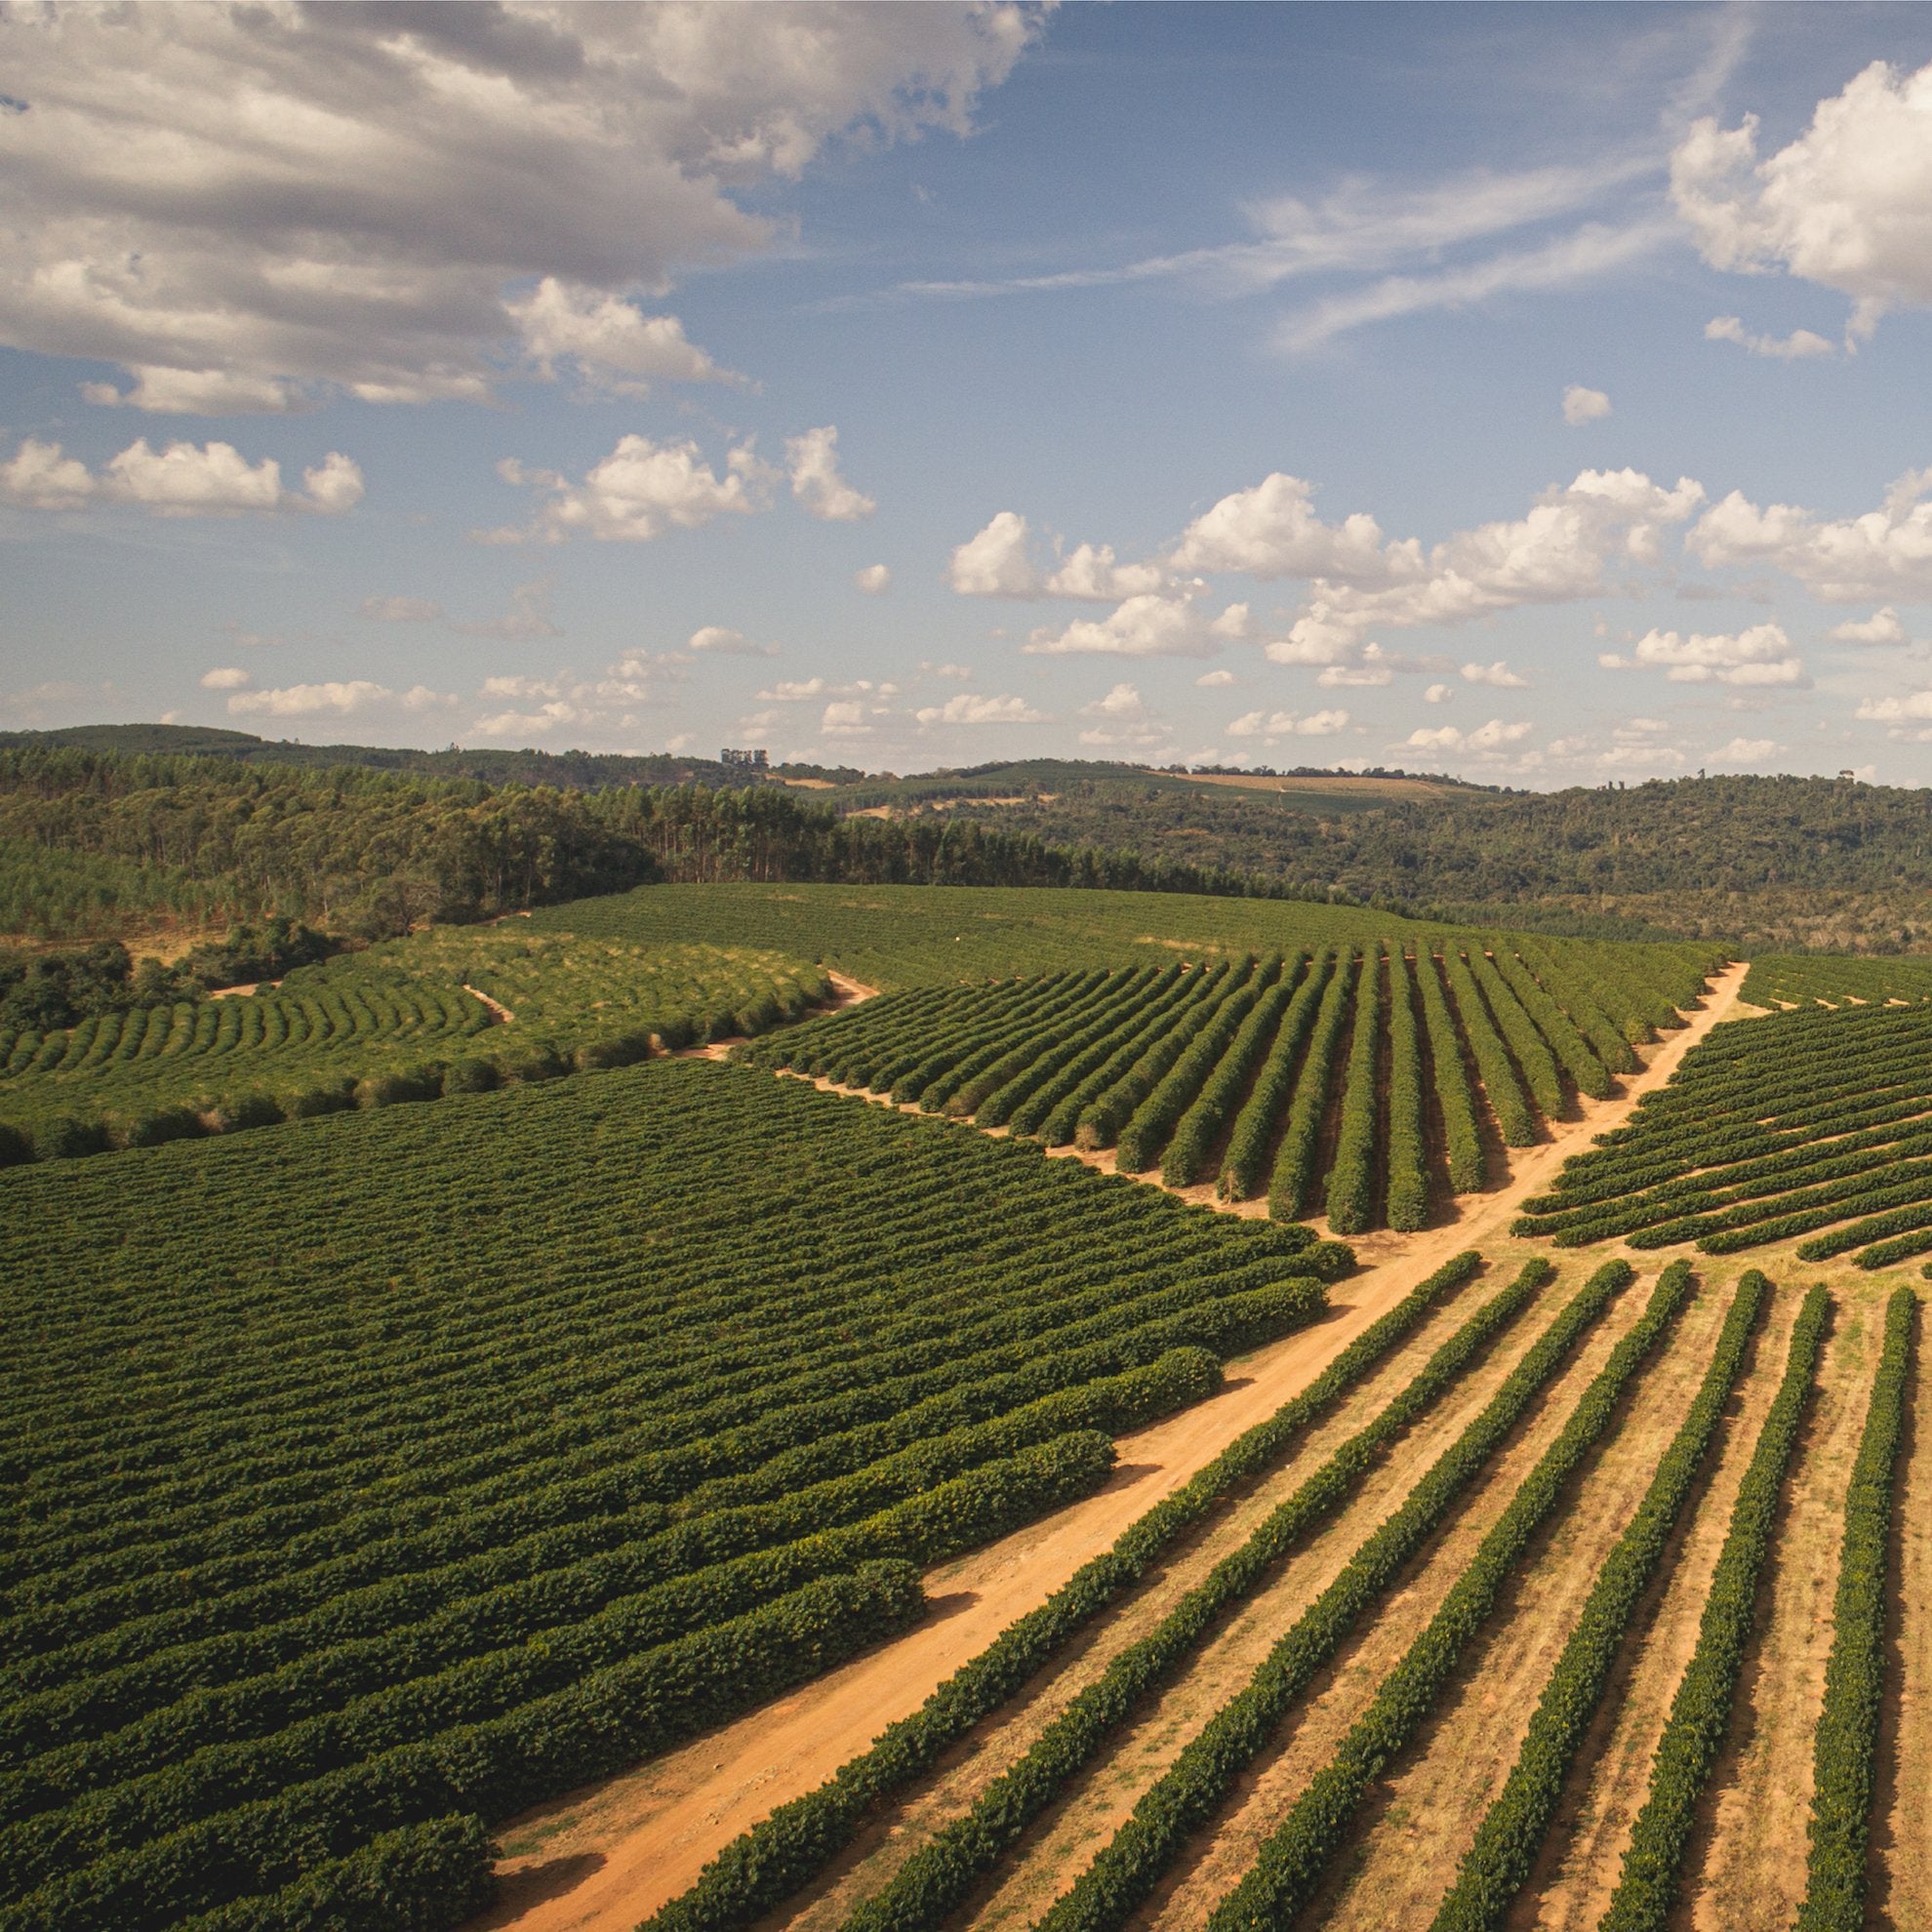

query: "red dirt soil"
xmin=466 ymin=962 xmax=1750 ymax=1932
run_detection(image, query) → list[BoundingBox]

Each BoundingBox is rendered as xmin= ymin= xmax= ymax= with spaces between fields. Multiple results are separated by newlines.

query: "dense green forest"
xmin=0 ymin=722 xmax=864 ymax=791
xmin=10 ymin=732 xmax=1932 ymax=952
xmin=0 ymin=746 xmax=1335 ymax=943
xmin=878 ymin=770 xmax=1932 ymax=949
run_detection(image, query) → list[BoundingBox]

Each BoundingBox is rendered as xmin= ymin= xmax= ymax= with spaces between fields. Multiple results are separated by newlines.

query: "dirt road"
xmin=468 ymin=961 xmax=1751 ymax=1932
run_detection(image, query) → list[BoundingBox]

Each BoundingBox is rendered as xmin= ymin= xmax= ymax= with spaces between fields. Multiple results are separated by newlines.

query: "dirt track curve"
xmin=468 ymin=960 xmax=1752 ymax=1932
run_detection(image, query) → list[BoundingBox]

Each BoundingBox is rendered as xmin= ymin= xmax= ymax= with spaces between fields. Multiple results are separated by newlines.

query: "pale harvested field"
xmin=1155 ymin=770 xmax=1468 ymax=801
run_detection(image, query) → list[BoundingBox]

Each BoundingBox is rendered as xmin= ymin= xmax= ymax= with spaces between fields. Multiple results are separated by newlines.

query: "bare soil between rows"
xmin=468 ymin=963 xmax=1750 ymax=1932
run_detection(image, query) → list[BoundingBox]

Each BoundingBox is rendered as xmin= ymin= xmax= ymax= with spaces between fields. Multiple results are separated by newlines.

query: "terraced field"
xmin=0 ymin=926 xmax=828 ymax=1160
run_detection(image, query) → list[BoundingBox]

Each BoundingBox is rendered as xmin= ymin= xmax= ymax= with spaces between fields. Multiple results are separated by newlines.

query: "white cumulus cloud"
xmin=1076 ymin=682 xmax=1167 ymax=747
xmin=854 ymin=563 xmax=892 ymax=595
xmin=199 ymin=666 xmax=250 ymax=690
xmin=1406 ymin=718 xmax=1533 ymax=753
xmin=1562 ymin=384 xmax=1611 ymax=424
xmin=491 ymin=435 xmax=777 ymax=543
xmin=1856 ymin=688 xmax=1932 ymax=737
xmin=1831 ymin=607 xmax=1909 ymax=646
xmin=1711 ymin=736 xmax=1778 ymax=762
xmin=1599 ymin=622 xmax=1805 ymax=686
xmin=1688 ymin=471 xmax=1932 ymax=602
xmin=1044 ymin=543 xmax=1168 ymax=601
xmin=1671 ymin=60 xmax=1932 ymax=341
xmin=785 ymin=425 xmax=875 ymax=522
xmin=1025 ymin=594 xmax=1228 ymax=659
xmin=948 ymin=512 xmax=1168 ymax=601
xmin=1171 ymin=472 xmax=1399 ymax=582
xmin=1462 ymin=660 xmax=1530 ymax=688
xmin=1704 ymin=315 xmax=1833 ymax=360
xmin=0 ymin=437 xmax=361 ymax=515
xmin=914 ymin=692 xmax=1047 ymax=727
xmin=688 ymin=625 xmax=776 ymax=657
xmin=506 ymin=277 xmax=738 ymax=394
xmin=948 ymin=510 xmax=1041 ymax=596
xmin=229 ymin=680 xmax=451 ymax=718
xmin=1227 ymin=707 xmax=1349 ymax=740
xmin=821 ymin=700 xmax=875 ymax=738
xmin=1167 ymin=466 xmax=1706 ymax=674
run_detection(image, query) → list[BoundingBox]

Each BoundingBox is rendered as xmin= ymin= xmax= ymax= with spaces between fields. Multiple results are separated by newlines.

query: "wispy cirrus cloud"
xmin=873 ymin=158 xmax=1656 ymax=307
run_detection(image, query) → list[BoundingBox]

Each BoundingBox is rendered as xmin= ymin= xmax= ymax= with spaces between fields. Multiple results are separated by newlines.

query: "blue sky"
xmin=6 ymin=2 xmax=1932 ymax=785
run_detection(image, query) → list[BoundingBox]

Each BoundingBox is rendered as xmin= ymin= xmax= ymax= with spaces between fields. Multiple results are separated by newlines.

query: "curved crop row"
xmin=976 ymin=967 xmax=1180 ymax=1128
xmin=1004 ymin=973 xmax=1213 ymax=1136
xmin=0 ymin=1063 xmax=1346 ymax=1928
xmin=1077 ymin=959 xmax=1259 ymax=1150
xmin=7 ymin=1562 xmax=928 ymax=1929
xmin=640 ymin=1249 xmax=1485 ymax=1932
xmin=1035 ymin=965 xmax=1231 ymax=1147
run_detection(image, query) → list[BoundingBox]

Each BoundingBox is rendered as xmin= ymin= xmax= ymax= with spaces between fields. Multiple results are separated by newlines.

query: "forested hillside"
xmin=0 ymin=723 xmax=859 ymax=792
xmin=10 ymin=736 xmax=1932 ymax=954
xmin=0 ymin=747 xmax=1327 ymax=944
xmin=863 ymin=771 xmax=1932 ymax=950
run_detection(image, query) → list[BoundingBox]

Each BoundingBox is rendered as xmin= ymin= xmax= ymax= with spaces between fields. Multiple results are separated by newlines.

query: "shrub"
xmin=286 ymin=1078 xmax=357 ymax=1118
xmin=31 ymin=1114 xmax=110 ymax=1160
xmin=355 ymin=1066 xmax=445 ymax=1108
xmin=121 ymin=1107 xmax=206 ymax=1148
xmin=217 ymin=1091 xmax=286 ymax=1133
